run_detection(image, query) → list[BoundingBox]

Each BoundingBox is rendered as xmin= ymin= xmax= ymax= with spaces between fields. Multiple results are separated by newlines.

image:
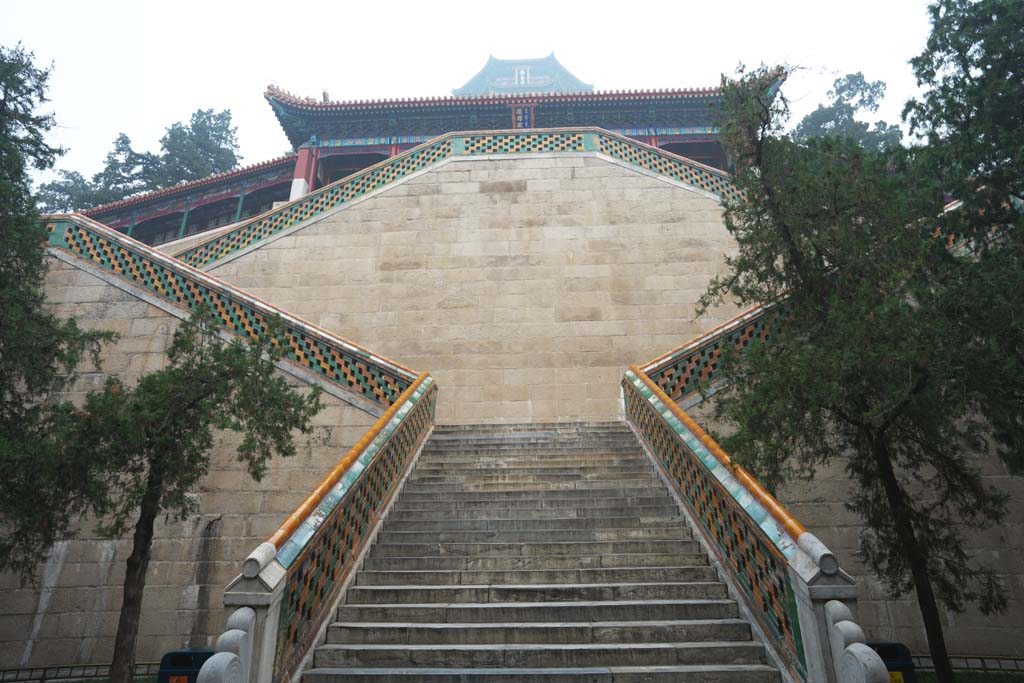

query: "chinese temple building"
xmin=83 ymin=154 xmax=296 ymax=246
xmin=84 ymin=55 xmax=724 ymax=246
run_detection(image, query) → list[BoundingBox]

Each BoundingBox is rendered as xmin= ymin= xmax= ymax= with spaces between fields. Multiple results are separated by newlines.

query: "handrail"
xmin=622 ymin=365 xmax=809 ymax=681
xmin=642 ymin=303 xmax=769 ymax=374
xmin=175 ymin=126 xmax=742 ymax=270
xmin=630 ymin=365 xmax=807 ymax=542
xmin=266 ymin=371 xmax=428 ymax=550
xmin=46 ymin=214 xmax=417 ymax=412
xmin=276 ymin=377 xmax=436 ymax=679
xmin=219 ymin=369 xmax=437 ymax=683
xmin=626 ymin=307 xmax=892 ymax=681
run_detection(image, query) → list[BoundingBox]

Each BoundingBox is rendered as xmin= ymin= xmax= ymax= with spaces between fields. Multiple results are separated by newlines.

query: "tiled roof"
xmin=83 ymin=153 xmax=296 ymax=216
xmin=452 ymin=53 xmax=593 ymax=96
xmin=265 ymin=83 xmax=719 ymax=112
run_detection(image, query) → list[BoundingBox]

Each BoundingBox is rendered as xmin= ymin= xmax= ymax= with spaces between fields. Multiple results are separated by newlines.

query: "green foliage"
xmin=905 ymin=0 xmax=1024 ymax=246
xmin=2 ymin=54 xmax=319 ymax=676
xmin=92 ymin=133 xmax=158 ymax=201
xmin=35 ymin=170 xmax=115 ymax=212
xmin=37 ymin=108 xmax=240 ymax=212
xmin=0 ymin=43 xmax=112 ymax=578
xmin=703 ymin=50 xmax=1022 ymax=675
xmin=68 ymin=306 xmax=323 ymax=538
xmin=31 ymin=305 xmax=322 ymax=680
xmin=792 ymin=72 xmax=903 ymax=151
xmin=151 ymin=109 xmax=240 ymax=187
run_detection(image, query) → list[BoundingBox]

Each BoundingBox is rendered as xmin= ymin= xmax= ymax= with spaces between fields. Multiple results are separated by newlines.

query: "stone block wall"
xmin=0 ymin=256 xmax=376 ymax=667
xmin=208 ymin=154 xmax=741 ymax=424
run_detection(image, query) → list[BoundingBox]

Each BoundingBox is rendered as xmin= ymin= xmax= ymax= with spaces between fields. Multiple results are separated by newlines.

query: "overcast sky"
xmin=3 ymin=0 xmax=934 ymax=181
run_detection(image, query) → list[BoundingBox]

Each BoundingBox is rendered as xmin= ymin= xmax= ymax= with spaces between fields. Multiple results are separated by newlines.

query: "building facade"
xmin=84 ymin=55 xmax=726 ymax=247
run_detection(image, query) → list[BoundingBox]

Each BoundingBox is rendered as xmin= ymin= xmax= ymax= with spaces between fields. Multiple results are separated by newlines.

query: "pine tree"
xmin=0 ymin=42 xmax=112 ymax=576
xmin=702 ymin=54 xmax=1021 ymax=682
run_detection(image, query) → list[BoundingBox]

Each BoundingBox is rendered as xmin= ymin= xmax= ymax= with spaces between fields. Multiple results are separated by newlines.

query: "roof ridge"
xmin=265 ymin=83 xmax=720 ymax=109
xmin=83 ymin=153 xmax=296 ymax=216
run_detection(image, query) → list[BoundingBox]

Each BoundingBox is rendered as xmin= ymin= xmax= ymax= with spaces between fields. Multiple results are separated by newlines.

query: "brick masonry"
xmin=209 ymin=154 xmax=742 ymax=424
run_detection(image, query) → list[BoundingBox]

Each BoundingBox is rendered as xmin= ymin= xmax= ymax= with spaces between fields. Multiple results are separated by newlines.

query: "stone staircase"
xmin=303 ymin=422 xmax=781 ymax=683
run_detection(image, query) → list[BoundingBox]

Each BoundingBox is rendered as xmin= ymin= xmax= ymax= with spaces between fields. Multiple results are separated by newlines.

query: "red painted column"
xmin=289 ymin=144 xmax=320 ymax=200
xmin=388 ymin=144 xmax=401 ymax=157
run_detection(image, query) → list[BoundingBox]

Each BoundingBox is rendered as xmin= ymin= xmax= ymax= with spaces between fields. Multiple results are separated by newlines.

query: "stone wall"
xmin=208 ymin=154 xmax=741 ymax=424
xmin=684 ymin=399 xmax=1024 ymax=659
xmin=0 ymin=255 xmax=376 ymax=667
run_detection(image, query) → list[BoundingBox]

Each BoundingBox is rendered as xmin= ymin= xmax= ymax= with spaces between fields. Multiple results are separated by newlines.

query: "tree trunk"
xmin=872 ymin=434 xmax=954 ymax=683
xmin=110 ymin=470 xmax=162 ymax=683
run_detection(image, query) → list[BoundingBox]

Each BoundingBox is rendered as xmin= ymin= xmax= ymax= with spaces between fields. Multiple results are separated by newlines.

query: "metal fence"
xmin=0 ymin=663 xmax=160 ymax=683
xmin=912 ymin=655 xmax=1024 ymax=673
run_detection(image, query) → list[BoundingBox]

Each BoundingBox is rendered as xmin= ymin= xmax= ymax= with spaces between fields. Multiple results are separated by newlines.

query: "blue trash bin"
xmin=157 ymin=648 xmax=215 ymax=683
xmin=866 ymin=640 xmax=917 ymax=683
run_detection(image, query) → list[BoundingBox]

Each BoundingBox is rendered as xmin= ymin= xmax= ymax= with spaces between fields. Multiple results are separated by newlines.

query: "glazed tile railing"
xmin=641 ymin=304 xmax=786 ymax=405
xmin=47 ymin=214 xmax=439 ymax=681
xmin=175 ymin=127 xmax=742 ymax=269
xmin=203 ymin=372 xmax=437 ymax=683
xmin=47 ymin=215 xmax=416 ymax=414
xmin=624 ymin=313 xmax=886 ymax=683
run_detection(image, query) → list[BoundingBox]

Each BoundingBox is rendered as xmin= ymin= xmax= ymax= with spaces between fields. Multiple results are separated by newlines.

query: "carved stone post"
xmin=219 ymin=541 xmax=287 ymax=683
xmin=787 ymin=533 xmax=860 ymax=682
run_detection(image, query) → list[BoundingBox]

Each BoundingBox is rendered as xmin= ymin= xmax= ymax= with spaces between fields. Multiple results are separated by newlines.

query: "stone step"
xmin=382 ymin=516 xmax=682 ymax=533
xmin=361 ymin=552 xmax=710 ymax=572
xmin=374 ymin=527 xmax=690 ymax=545
xmin=391 ymin=498 xmax=677 ymax=513
xmin=428 ymin=426 xmax=634 ymax=435
xmin=355 ymin=566 xmax=718 ymax=586
xmin=304 ymin=665 xmax=780 ymax=683
xmin=313 ymin=641 xmax=765 ymax=669
xmin=433 ymin=422 xmax=631 ymax=433
xmin=308 ymin=664 xmax=780 ymax=683
xmin=399 ymin=481 xmax=663 ymax=497
xmin=421 ymin=443 xmax=639 ymax=453
xmin=326 ymin=619 xmax=751 ymax=645
xmin=423 ymin=437 xmax=638 ymax=446
xmin=395 ymin=493 xmax=675 ymax=509
xmin=419 ymin=447 xmax=642 ymax=458
xmin=424 ymin=431 xmax=638 ymax=442
xmin=411 ymin=456 xmax=643 ymax=466
xmin=417 ymin=440 xmax=638 ymax=450
xmin=407 ymin=475 xmax=647 ymax=485
xmin=335 ymin=599 xmax=739 ymax=624
xmin=346 ymin=583 xmax=728 ymax=605
xmin=387 ymin=504 xmax=680 ymax=521
xmin=432 ymin=432 xmax=635 ymax=439
xmin=408 ymin=468 xmax=651 ymax=482
xmin=369 ymin=540 xmax=700 ymax=559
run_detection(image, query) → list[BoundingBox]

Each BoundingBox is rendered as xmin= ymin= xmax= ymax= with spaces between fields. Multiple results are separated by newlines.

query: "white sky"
xmin=3 ymin=0 xmax=933 ymax=181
